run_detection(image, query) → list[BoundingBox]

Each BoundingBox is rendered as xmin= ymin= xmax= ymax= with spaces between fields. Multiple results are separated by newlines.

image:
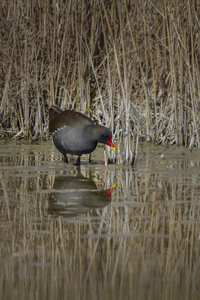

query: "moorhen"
xmin=49 ymin=106 xmax=115 ymax=165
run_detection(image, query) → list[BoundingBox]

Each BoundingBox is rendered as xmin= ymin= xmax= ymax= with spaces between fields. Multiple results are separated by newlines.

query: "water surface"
xmin=0 ymin=141 xmax=200 ymax=300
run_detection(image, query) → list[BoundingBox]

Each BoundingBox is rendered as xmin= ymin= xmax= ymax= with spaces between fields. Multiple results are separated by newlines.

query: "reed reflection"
xmin=48 ymin=172 xmax=115 ymax=217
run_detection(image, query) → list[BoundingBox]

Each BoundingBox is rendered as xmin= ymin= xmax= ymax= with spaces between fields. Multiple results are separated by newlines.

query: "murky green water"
xmin=0 ymin=141 xmax=200 ymax=300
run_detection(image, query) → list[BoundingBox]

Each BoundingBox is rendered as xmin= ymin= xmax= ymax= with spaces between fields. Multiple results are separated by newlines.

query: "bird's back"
xmin=49 ymin=106 xmax=93 ymax=133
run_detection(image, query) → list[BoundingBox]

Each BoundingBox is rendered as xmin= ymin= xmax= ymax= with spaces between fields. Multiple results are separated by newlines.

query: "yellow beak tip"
xmin=110 ymin=184 xmax=116 ymax=189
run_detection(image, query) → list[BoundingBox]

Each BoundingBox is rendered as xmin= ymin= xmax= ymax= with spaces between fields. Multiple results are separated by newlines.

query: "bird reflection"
xmin=48 ymin=173 xmax=115 ymax=217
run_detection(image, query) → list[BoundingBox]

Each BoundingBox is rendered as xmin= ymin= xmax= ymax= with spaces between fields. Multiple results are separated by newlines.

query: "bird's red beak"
xmin=108 ymin=135 xmax=115 ymax=151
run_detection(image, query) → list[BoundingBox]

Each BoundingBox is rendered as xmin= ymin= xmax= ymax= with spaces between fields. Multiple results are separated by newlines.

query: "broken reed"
xmin=0 ymin=0 xmax=199 ymax=162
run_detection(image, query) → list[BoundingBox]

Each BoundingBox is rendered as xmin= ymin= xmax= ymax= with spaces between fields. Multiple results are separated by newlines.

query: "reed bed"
xmin=0 ymin=142 xmax=200 ymax=299
xmin=0 ymin=0 xmax=199 ymax=163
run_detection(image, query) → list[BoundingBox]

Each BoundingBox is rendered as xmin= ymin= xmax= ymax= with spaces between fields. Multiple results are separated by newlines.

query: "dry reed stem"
xmin=0 ymin=0 xmax=199 ymax=163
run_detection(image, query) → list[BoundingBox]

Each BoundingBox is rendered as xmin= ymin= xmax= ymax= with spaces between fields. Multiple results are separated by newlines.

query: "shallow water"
xmin=0 ymin=141 xmax=200 ymax=300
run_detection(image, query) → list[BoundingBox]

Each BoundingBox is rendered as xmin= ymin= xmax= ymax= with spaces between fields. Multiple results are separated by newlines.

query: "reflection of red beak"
xmin=107 ymin=184 xmax=116 ymax=199
xmin=108 ymin=135 xmax=115 ymax=151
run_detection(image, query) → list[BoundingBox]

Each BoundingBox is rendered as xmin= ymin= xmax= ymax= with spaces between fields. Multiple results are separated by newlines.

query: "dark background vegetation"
xmin=0 ymin=0 xmax=199 ymax=151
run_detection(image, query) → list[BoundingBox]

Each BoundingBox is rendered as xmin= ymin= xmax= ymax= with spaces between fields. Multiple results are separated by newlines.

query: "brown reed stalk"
xmin=0 ymin=0 xmax=199 ymax=162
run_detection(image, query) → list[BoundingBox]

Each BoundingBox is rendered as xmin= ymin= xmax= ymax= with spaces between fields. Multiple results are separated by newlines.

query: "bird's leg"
xmin=75 ymin=155 xmax=81 ymax=166
xmin=63 ymin=154 xmax=68 ymax=163
xmin=89 ymin=154 xmax=92 ymax=163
